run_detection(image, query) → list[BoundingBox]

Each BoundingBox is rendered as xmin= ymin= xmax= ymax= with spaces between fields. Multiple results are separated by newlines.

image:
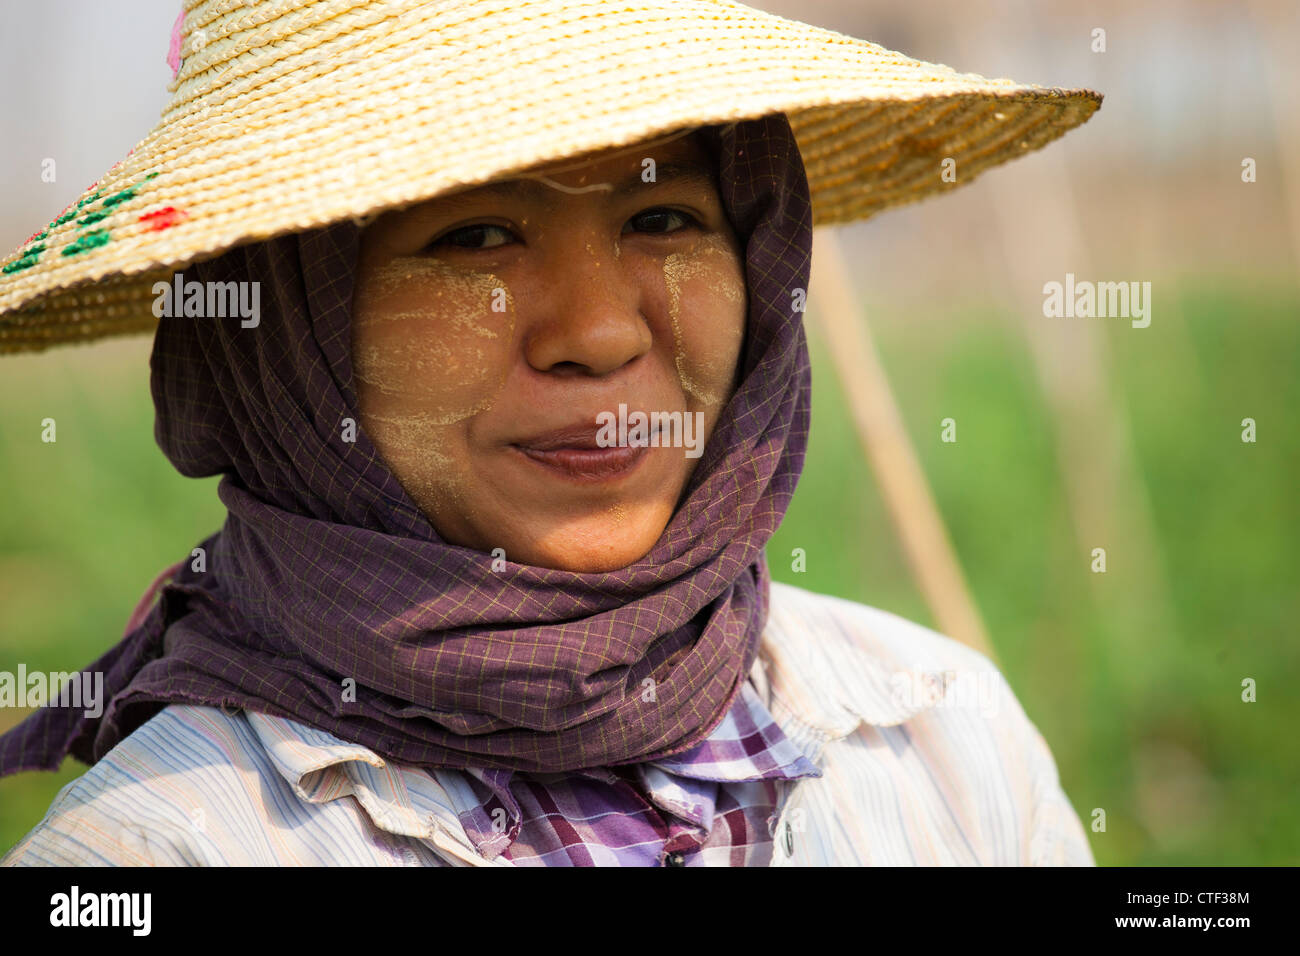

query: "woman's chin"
xmin=508 ymin=507 xmax=674 ymax=573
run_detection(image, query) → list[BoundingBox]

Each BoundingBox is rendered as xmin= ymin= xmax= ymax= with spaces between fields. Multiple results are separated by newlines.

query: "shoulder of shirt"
xmin=762 ymin=577 xmax=1016 ymax=736
xmin=0 ymin=705 xmax=305 ymax=866
xmin=763 ymin=579 xmax=1095 ymax=866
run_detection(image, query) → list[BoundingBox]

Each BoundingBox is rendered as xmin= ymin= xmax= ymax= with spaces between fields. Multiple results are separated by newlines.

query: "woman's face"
xmin=350 ymin=130 xmax=747 ymax=572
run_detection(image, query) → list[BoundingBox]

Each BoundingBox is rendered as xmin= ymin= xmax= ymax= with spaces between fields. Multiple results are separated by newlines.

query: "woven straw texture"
xmin=0 ymin=0 xmax=1101 ymax=355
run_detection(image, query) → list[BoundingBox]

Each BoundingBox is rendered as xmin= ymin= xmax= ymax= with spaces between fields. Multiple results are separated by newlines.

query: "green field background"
xmin=1 ymin=272 xmax=1296 ymax=863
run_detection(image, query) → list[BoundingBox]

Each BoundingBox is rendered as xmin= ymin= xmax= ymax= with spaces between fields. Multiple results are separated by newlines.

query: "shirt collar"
xmin=245 ymin=707 xmax=505 ymax=866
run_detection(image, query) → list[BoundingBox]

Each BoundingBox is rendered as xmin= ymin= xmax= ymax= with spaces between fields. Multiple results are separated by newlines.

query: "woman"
xmin=0 ymin=0 xmax=1100 ymax=866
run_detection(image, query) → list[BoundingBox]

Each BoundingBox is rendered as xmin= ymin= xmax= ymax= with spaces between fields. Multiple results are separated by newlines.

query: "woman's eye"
xmin=427 ymin=208 xmax=697 ymax=252
xmin=626 ymin=208 xmax=697 ymax=235
xmin=430 ymin=223 xmax=514 ymax=252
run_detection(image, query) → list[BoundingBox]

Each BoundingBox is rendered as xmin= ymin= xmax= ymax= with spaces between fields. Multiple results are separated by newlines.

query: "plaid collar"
xmin=454 ymin=677 xmax=821 ymax=858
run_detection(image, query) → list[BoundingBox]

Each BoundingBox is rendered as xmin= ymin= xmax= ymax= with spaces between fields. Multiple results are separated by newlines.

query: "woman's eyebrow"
xmin=428 ymin=159 xmax=718 ymax=214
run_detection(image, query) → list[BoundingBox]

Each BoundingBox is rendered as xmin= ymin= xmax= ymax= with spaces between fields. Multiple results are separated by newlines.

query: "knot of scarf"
xmin=0 ymin=113 xmax=813 ymax=776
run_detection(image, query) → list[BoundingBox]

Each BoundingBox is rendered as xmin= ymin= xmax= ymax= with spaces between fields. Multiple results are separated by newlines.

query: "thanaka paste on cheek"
xmin=661 ymin=233 xmax=747 ymax=407
xmin=351 ymin=256 xmax=517 ymax=525
xmin=352 ymin=256 xmax=516 ymax=424
xmin=360 ymin=409 xmax=471 ymax=510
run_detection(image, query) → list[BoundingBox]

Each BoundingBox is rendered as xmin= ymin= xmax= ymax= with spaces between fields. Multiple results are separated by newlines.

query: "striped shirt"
xmin=1 ymin=579 xmax=1095 ymax=866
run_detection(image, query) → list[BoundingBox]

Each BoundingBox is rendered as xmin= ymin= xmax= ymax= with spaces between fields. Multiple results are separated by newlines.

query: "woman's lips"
xmin=512 ymin=442 xmax=649 ymax=482
xmin=506 ymin=424 xmax=650 ymax=486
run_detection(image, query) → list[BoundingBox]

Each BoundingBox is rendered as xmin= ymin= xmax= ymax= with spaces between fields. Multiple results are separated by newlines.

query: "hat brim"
xmin=0 ymin=0 xmax=1100 ymax=355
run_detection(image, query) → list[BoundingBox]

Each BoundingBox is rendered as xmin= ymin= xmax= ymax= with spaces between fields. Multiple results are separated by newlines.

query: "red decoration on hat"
xmin=139 ymin=206 xmax=189 ymax=232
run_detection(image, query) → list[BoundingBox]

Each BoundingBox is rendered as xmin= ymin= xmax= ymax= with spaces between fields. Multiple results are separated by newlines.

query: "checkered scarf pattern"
xmin=0 ymin=113 xmax=813 ymax=776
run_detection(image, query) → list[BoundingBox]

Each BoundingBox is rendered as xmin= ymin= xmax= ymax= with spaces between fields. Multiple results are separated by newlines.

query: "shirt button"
xmin=665 ymin=853 xmax=686 ymax=867
xmin=783 ymin=820 xmax=795 ymax=856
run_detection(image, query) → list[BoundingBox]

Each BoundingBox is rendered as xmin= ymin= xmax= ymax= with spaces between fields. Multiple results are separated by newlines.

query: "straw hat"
xmin=0 ymin=0 xmax=1101 ymax=356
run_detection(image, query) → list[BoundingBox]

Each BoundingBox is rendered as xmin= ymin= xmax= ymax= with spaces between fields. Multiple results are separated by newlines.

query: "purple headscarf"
xmin=0 ymin=113 xmax=813 ymax=775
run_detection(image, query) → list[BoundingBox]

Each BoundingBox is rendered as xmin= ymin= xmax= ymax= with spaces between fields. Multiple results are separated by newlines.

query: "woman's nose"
xmin=522 ymin=236 xmax=652 ymax=377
